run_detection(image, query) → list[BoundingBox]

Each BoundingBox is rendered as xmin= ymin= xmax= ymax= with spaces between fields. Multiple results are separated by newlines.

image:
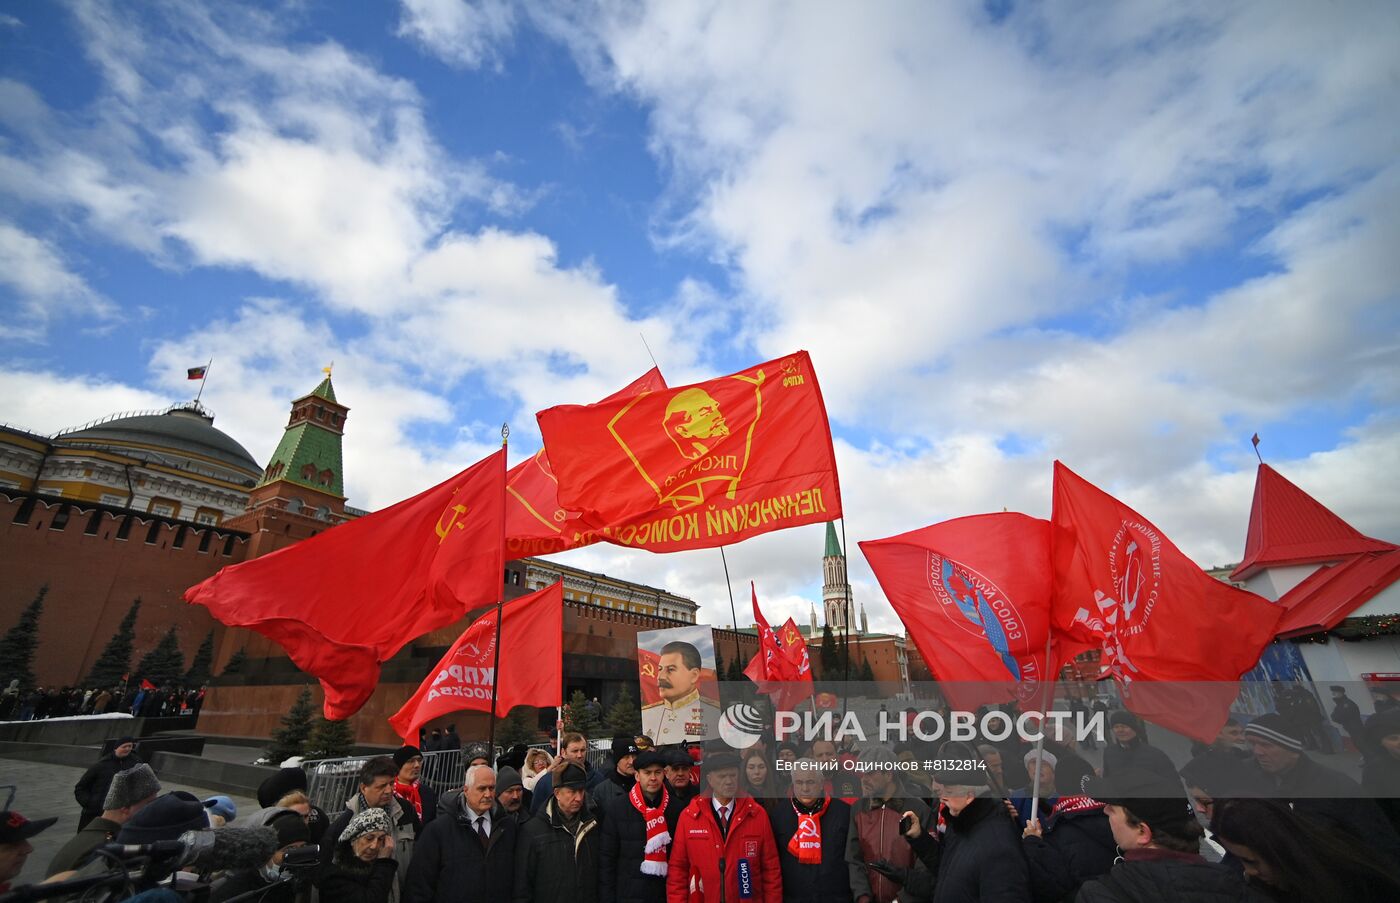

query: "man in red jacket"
xmin=667 ymin=748 xmax=782 ymax=902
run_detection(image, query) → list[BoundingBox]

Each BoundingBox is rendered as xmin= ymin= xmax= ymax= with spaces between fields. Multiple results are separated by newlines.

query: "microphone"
xmin=100 ymin=826 xmax=279 ymax=872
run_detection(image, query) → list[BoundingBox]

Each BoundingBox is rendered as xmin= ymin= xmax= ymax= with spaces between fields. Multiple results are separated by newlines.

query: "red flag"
xmin=637 ymin=648 xmax=663 ymax=706
xmin=1050 ymin=461 xmax=1283 ymax=741
xmin=140 ymin=679 xmax=158 ymax=690
xmin=861 ymin=513 xmax=1076 ymax=710
xmin=537 ymin=351 xmax=841 ymax=552
xmin=388 ymin=581 xmax=563 ymax=742
xmin=743 ymin=585 xmax=810 ymax=710
xmin=506 ymin=368 xmax=666 ymax=558
xmin=777 ymin=617 xmax=815 ymax=704
xmin=186 ymin=449 xmax=507 ymax=719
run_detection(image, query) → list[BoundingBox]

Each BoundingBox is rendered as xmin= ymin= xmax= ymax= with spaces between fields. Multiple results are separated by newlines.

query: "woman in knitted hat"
xmin=322 ymin=807 xmax=398 ymax=903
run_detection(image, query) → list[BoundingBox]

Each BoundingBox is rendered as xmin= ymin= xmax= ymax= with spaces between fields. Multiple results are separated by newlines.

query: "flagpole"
xmin=487 ymin=424 xmax=508 ymax=758
xmin=1029 ymin=633 xmax=1056 ymax=827
xmin=840 ymin=517 xmax=854 ymax=718
xmin=719 ymin=546 xmax=743 ymax=669
xmin=194 ymin=358 xmax=212 ymax=404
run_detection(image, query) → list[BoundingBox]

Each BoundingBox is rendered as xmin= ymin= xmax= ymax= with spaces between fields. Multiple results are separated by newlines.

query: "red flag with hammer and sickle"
xmin=537 ymin=351 xmax=842 ymax=552
xmin=388 ymin=581 xmax=564 ymax=742
xmin=185 ymin=449 xmax=506 ymax=719
xmin=506 ymin=367 xmax=666 ymax=558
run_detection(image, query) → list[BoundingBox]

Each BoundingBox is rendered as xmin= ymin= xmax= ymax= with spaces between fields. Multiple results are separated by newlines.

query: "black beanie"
xmin=393 ymin=745 xmax=422 ymax=769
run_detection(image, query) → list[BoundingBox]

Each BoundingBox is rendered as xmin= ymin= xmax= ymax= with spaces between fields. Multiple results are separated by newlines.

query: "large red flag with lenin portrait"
xmin=536 ymin=351 xmax=841 ymax=552
xmin=743 ymin=585 xmax=813 ymax=711
xmin=1049 ymin=461 xmax=1283 ymax=742
xmin=505 ymin=368 xmax=667 ymax=558
xmin=861 ymin=513 xmax=1078 ymax=711
xmin=388 ymin=581 xmax=564 ymax=743
xmin=185 ymin=449 xmax=507 ymax=720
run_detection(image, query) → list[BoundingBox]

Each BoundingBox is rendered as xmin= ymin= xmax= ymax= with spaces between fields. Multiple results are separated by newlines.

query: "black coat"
xmin=403 ymin=798 xmax=517 ymax=903
xmin=323 ymin=857 xmax=399 ymax=903
xmin=1362 ymin=752 xmax=1400 ymax=836
xmin=1021 ymin=806 xmax=1116 ymax=903
xmin=1100 ymin=740 xmax=1177 ymax=783
xmin=72 ymin=752 xmax=144 ymax=821
xmin=515 ymin=801 xmax=600 ymax=903
xmin=597 ymin=787 xmax=687 ymax=903
xmin=1074 ymin=853 xmax=1258 ymax=903
xmin=909 ymin=796 xmax=1030 ymax=903
xmin=1253 ymin=754 xmax=1400 ymax=864
xmin=1044 ymin=742 xmax=1097 ymax=797
xmin=210 ymin=868 xmax=296 ymax=903
xmin=768 ymin=796 xmax=854 ymax=903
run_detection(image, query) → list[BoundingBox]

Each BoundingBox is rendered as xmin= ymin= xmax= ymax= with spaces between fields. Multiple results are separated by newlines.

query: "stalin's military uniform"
xmin=641 ymin=689 xmax=720 ymax=745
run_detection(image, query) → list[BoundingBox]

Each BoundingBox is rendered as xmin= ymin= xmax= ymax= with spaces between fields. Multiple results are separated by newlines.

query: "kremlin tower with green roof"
xmin=226 ymin=373 xmax=352 ymax=558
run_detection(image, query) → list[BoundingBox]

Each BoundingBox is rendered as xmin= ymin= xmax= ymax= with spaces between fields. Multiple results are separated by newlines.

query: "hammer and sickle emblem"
xmin=642 ymin=662 xmax=656 ymax=677
xmin=436 ymin=503 xmax=469 ymax=544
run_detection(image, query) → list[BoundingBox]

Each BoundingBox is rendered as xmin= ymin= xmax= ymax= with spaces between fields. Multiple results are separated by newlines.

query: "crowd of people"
xmin=4 ymin=691 xmax=1400 ymax=902
xmin=0 ymin=682 xmax=204 ymax=722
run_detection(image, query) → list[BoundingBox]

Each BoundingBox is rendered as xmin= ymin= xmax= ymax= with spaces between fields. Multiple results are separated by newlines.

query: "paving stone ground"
xmin=0 ymin=756 xmax=256 ymax=889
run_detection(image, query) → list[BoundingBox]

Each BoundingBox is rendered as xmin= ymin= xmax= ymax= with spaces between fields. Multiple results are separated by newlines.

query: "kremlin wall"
xmin=0 ymin=377 xmax=922 ymax=746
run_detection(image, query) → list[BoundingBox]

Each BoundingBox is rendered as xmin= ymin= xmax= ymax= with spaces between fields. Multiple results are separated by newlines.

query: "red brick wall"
xmin=0 ymin=493 xmax=249 ymax=687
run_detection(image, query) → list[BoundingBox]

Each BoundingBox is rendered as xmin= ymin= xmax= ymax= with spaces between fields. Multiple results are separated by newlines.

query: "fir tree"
xmin=726 ymin=657 xmax=747 ymax=683
xmin=563 ymin=689 xmax=602 ymax=737
xmin=86 ymin=598 xmax=140 ymax=688
xmin=0 ymin=585 xmax=45 ymax=692
xmin=220 ymin=647 xmax=248 ymax=676
xmin=604 ymin=687 xmax=642 ymax=736
xmin=268 ymin=688 xmax=314 ymax=763
xmin=305 ymin=713 xmax=356 ymax=759
xmin=136 ymin=626 xmax=185 ymax=686
xmin=495 ymin=706 xmax=539 ymax=748
xmin=184 ymin=630 xmax=215 ymax=686
xmin=819 ymin=624 xmax=839 ymax=678
xmin=859 ymin=656 xmax=876 ymax=683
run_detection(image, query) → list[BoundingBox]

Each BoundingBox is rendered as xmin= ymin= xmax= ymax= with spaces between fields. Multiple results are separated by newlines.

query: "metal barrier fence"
xmin=303 ymin=748 xmax=467 ymax=813
xmin=302 ymin=742 xmax=614 ymax=812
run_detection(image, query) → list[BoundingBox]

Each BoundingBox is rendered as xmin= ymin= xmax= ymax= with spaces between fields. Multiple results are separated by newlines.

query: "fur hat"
xmin=103 ymin=763 xmax=161 ymax=810
xmin=393 ymin=745 xmax=422 ymax=769
xmin=257 ymin=767 xmax=309 ymax=808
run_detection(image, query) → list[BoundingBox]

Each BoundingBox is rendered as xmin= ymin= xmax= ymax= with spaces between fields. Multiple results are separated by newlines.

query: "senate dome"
xmin=57 ymin=402 xmax=261 ymax=485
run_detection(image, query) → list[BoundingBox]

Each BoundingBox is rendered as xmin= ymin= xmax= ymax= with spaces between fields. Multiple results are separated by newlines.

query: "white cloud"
xmin=0 ymin=370 xmax=169 ymax=434
xmin=0 ymin=222 xmax=116 ymax=340
xmin=398 ymin=0 xmax=518 ymax=70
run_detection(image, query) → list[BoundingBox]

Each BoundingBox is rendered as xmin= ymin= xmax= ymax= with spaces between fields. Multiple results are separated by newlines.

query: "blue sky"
xmin=2 ymin=1 xmax=1397 ymax=630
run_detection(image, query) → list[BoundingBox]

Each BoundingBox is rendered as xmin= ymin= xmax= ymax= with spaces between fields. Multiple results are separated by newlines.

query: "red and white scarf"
xmin=630 ymin=783 xmax=671 ymax=876
xmin=394 ymin=780 xmax=422 ymax=819
xmin=788 ymin=795 xmax=830 ymax=864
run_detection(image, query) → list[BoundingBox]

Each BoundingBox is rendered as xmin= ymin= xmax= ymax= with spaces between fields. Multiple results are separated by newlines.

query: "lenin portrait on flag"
xmin=608 ymin=366 xmax=765 ymax=513
xmin=637 ymin=625 xmax=720 ymax=745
